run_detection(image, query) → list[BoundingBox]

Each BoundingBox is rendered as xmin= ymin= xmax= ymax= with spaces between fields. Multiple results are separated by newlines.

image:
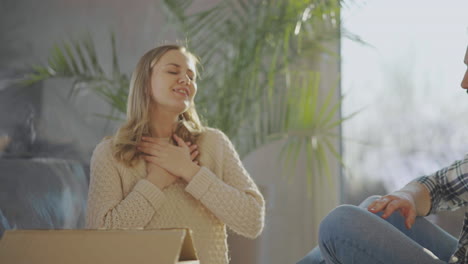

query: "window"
xmin=342 ymin=0 xmax=468 ymax=206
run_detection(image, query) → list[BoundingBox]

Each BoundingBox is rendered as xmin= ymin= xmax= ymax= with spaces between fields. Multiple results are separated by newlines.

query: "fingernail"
xmin=370 ymin=207 xmax=376 ymax=211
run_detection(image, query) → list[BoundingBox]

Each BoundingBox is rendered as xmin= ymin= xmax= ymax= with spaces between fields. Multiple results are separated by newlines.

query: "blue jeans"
xmin=297 ymin=196 xmax=458 ymax=264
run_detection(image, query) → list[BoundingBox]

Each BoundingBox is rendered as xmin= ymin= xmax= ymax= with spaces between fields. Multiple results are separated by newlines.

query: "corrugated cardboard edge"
xmin=158 ymin=228 xmax=198 ymax=261
xmin=0 ymin=228 xmax=199 ymax=264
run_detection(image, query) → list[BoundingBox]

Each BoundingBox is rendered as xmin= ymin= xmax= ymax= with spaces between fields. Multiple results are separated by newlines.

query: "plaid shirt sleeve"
xmin=416 ymin=155 xmax=468 ymax=214
xmin=415 ymin=154 xmax=468 ymax=263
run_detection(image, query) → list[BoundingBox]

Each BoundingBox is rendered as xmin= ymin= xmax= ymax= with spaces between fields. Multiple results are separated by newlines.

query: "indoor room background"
xmin=0 ymin=0 xmax=467 ymax=263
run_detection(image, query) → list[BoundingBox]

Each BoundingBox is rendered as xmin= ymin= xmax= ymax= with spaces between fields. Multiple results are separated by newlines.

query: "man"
xmin=298 ymin=46 xmax=468 ymax=264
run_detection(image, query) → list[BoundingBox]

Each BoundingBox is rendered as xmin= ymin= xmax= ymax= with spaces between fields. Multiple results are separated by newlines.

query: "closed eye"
xmin=167 ymin=70 xmax=195 ymax=81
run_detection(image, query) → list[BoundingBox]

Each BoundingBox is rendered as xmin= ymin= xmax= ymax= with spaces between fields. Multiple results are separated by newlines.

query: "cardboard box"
xmin=0 ymin=228 xmax=199 ymax=264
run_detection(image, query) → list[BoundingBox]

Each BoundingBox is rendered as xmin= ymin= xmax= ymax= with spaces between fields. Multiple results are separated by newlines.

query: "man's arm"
xmin=369 ymin=155 xmax=468 ymax=229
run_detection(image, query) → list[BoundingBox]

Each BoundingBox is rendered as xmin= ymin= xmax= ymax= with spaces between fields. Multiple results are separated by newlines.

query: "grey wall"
xmin=2 ymin=0 xmax=164 ymax=71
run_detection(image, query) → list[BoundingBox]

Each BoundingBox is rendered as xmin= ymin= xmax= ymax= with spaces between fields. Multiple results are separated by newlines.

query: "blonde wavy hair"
xmin=112 ymin=45 xmax=205 ymax=167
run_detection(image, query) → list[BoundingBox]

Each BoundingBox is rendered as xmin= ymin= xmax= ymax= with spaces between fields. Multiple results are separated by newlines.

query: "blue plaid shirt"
xmin=417 ymin=154 xmax=468 ymax=264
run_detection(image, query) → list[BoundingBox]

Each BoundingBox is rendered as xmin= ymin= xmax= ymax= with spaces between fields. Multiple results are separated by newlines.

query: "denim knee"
xmin=319 ymin=205 xmax=369 ymax=243
xmin=318 ymin=205 xmax=363 ymax=260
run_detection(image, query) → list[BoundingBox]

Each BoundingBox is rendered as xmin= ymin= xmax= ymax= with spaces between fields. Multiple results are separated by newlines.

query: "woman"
xmin=86 ymin=45 xmax=265 ymax=264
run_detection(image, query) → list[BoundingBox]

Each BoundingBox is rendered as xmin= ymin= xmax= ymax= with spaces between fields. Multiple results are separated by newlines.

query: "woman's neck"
xmin=150 ymin=106 xmax=179 ymax=138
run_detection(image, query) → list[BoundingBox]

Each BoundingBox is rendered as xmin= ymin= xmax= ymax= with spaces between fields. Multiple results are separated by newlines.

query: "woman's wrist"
xmin=182 ymin=163 xmax=201 ymax=182
xmin=147 ymin=174 xmax=168 ymax=190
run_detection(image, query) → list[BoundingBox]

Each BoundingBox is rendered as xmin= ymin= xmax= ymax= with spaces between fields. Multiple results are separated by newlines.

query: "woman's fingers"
xmin=142 ymin=154 xmax=161 ymax=166
xmin=190 ymin=150 xmax=199 ymax=161
xmin=137 ymin=146 xmax=155 ymax=156
xmin=139 ymin=141 xmax=163 ymax=148
xmin=189 ymin=144 xmax=198 ymax=153
xmin=172 ymin=134 xmax=183 ymax=146
xmin=138 ymin=142 xmax=164 ymax=156
xmin=142 ymin=136 xmax=170 ymax=146
xmin=189 ymin=143 xmax=199 ymax=161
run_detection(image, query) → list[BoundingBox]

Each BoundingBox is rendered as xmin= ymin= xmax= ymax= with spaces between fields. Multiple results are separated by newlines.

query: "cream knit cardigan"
xmin=85 ymin=127 xmax=265 ymax=264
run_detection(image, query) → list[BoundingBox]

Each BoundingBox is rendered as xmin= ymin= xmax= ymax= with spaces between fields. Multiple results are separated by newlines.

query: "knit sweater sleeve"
xmin=185 ymin=129 xmax=265 ymax=239
xmin=85 ymin=139 xmax=166 ymax=229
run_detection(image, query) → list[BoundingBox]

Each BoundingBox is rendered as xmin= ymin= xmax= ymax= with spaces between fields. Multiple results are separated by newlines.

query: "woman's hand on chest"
xmin=138 ymin=135 xmax=201 ymax=182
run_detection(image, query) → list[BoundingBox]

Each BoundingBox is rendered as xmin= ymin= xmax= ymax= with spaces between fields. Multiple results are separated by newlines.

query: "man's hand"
xmin=368 ymin=191 xmax=417 ymax=229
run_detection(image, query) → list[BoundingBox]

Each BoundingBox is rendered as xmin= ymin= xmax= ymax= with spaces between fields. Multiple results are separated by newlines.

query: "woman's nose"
xmin=178 ymin=75 xmax=190 ymax=84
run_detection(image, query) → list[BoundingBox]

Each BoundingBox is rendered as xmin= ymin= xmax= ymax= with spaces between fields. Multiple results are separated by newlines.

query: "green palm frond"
xmin=278 ymin=71 xmax=339 ymax=192
xmin=22 ymin=32 xmax=129 ymax=120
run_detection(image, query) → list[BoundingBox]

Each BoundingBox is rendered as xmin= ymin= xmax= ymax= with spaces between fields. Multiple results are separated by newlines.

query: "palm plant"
xmin=23 ymin=0 xmax=355 ymax=194
xmin=163 ymin=0 xmax=353 ymax=193
xmin=23 ymin=32 xmax=129 ymax=120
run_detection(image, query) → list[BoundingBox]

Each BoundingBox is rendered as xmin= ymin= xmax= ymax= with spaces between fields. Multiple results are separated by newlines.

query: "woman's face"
xmin=149 ymin=49 xmax=197 ymax=114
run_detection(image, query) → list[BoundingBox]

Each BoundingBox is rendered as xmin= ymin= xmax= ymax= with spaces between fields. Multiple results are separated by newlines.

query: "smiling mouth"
xmin=173 ymin=88 xmax=189 ymax=97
